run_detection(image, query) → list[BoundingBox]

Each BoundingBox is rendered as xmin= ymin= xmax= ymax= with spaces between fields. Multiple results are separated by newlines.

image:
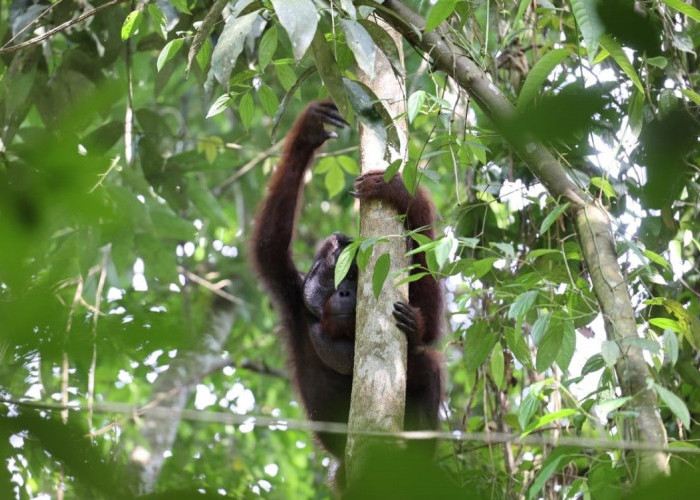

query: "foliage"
xmin=0 ymin=0 xmax=699 ymax=498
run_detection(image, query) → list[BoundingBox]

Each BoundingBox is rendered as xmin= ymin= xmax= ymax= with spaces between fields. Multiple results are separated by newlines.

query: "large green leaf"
xmin=598 ymin=34 xmax=644 ymax=93
xmin=340 ymin=19 xmax=377 ymax=78
xmin=516 ymin=49 xmax=570 ymax=112
xmin=211 ymin=10 xmax=261 ymax=86
xmin=271 ymin=0 xmax=318 ymax=60
xmin=664 ymin=0 xmax=700 ymax=22
xmin=570 ymin=0 xmax=604 ymax=59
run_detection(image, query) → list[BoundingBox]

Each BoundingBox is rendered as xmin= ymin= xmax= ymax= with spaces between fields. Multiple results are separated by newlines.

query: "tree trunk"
xmin=345 ymin=17 xmax=410 ymax=483
xmin=132 ymin=296 xmax=236 ymax=493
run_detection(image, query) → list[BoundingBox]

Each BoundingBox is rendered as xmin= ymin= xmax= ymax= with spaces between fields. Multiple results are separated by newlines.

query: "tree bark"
xmin=345 ymin=18 xmax=410 ymax=482
xmin=131 ymin=296 xmax=236 ymax=493
xmin=376 ymin=0 xmax=669 ymax=478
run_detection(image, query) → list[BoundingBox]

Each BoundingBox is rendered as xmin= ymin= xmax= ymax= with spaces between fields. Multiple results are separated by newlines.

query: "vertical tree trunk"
xmin=344 ymin=18 xmax=409 ymax=482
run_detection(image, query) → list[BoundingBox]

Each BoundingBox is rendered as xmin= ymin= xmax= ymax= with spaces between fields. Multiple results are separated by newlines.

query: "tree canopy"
xmin=1 ymin=0 xmax=700 ymax=498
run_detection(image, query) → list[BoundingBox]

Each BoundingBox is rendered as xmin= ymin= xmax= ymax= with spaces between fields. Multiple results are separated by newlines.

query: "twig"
xmin=177 ymin=266 xmax=246 ymax=305
xmin=0 ymin=0 xmax=130 ymax=55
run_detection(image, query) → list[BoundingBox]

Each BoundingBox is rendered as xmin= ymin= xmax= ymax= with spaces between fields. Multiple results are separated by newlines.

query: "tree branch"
xmin=0 ymin=0 xmax=130 ymax=55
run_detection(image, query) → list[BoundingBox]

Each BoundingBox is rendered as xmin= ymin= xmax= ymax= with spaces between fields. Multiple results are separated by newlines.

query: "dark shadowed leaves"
xmin=510 ymin=85 xmax=608 ymax=144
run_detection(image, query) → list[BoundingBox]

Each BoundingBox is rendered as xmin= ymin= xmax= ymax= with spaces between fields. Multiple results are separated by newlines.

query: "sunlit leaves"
xmin=539 ymin=202 xmax=570 ymax=234
xmin=258 ymin=26 xmax=278 ymax=71
xmin=340 ymin=19 xmax=376 ymax=78
xmin=206 ymin=94 xmax=232 ymax=118
xmin=598 ymin=35 xmax=644 ymax=93
xmin=570 ymin=0 xmax=604 ymax=59
xmin=425 ymin=0 xmax=459 ymax=33
xmin=601 ymin=340 xmax=621 ymax=367
xmin=157 ymin=38 xmax=184 ymax=72
xmin=407 ymin=90 xmax=426 ymax=123
xmin=271 ymin=0 xmax=318 ymax=60
xmin=121 ymin=10 xmax=143 ymax=40
xmin=211 ymin=10 xmax=261 ymax=86
xmin=664 ymin=0 xmax=700 ymax=22
xmin=148 ymin=3 xmax=168 ymax=40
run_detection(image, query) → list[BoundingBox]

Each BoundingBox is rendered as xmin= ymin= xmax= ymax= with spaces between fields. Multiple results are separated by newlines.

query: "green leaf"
xmin=628 ymin=89 xmax=644 ymax=137
xmin=324 ymin=163 xmax=345 ymax=198
xmin=188 ymin=180 xmax=229 ymax=227
xmin=663 ymin=330 xmax=679 ymax=366
xmin=654 ymin=383 xmax=691 ymax=429
xmin=570 ymin=0 xmax=604 ymax=59
xmin=681 ymin=88 xmax=700 ymax=106
xmin=433 ymin=237 xmax=454 ymax=270
xmin=590 ymin=177 xmax=616 ymax=198
xmin=271 ymin=0 xmax=318 ymax=60
xmin=238 ymin=92 xmax=254 ymax=129
xmin=340 ymin=19 xmax=376 ymax=78
xmin=528 ymin=453 xmax=566 ymax=500
xmin=337 ymin=155 xmax=359 ymax=174
xmin=601 ymin=340 xmax=621 ymax=367
xmin=506 ymin=325 xmax=533 ymax=370
xmin=464 ymin=322 xmax=498 ymax=371
xmin=157 ymin=38 xmax=184 ymax=72
xmin=664 ymin=0 xmax=700 ymax=22
xmin=170 ymin=0 xmax=191 ymax=14
xmin=148 ymin=4 xmax=168 ymax=40
xmin=508 ymin=291 xmax=538 ymax=320
xmin=539 ymin=202 xmax=570 ymax=234
xmin=516 ymin=49 xmax=570 ymax=112
xmin=531 ymin=313 xmax=551 ymax=345
xmin=121 ymin=10 xmax=143 ymax=41
xmin=311 ymin=31 xmax=348 ymax=116
xmin=490 ymin=344 xmax=505 ymax=389
xmin=425 ymin=0 xmax=459 ymax=33
xmin=358 ymin=19 xmax=404 ymax=76
xmin=258 ymin=86 xmax=279 ymax=116
xmin=555 ymin=318 xmax=576 ymax=372
xmin=646 ymin=56 xmax=668 ymax=69
xmin=335 ymin=242 xmax=359 ymax=289
xmin=372 ymin=253 xmax=391 ymax=299
xmin=211 ymin=10 xmax=261 ymax=86
xmin=518 ymin=392 xmax=539 ymax=430
xmin=206 ymin=94 xmax=232 ymax=119
xmin=524 ymin=409 xmax=578 ymax=437
xmin=258 ymin=26 xmax=278 ymax=71
xmin=649 ymin=317 xmax=681 ymax=333
xmin=581 ymin=353 xmax=605 ymax=375
xmin=407 ymin=91 xmax=426 ymax=123
xmin=598 ymin=35 xmax=644 ymax=93
xmin=473 ymin=258 xmax=497 ymax=279
xmin=536 ymin=327 xmax=562 ymax=373
xmin=596 ymin=396 xmax=632 ymax=416
xmin=275 ymin=63 xmax=297 ymax=91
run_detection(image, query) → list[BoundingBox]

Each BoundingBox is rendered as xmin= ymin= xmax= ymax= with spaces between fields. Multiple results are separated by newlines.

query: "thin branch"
xmin=177 ymin=266 xmax=246 ymax=305
xmin=4 ymin=397 xmax=700 ymax=456
xmin=0 ymin=0 xmax=130 ymax=55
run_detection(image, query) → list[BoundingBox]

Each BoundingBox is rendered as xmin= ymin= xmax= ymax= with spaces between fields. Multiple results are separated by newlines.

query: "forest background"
xmin=1 ymin=0 xmax=700 ymax=498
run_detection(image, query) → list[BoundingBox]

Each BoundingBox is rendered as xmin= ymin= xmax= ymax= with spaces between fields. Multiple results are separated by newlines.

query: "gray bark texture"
xmin=345 ymin=17 xmax=410 ymax=481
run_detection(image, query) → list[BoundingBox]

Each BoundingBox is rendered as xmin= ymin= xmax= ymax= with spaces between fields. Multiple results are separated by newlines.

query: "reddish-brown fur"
xmin=251 ymin=101 xmax=443 ymax=457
